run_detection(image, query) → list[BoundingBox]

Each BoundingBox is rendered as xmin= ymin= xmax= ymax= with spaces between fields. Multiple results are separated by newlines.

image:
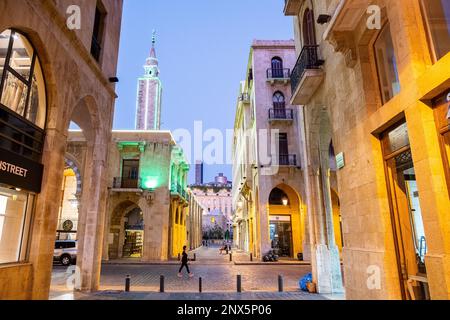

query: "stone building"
xmin=0 ymin=0 xmax=123 ymax=299
xmin=66 ymin=130 xmax=195 ymax=261
xmin=186 ymin=189 xmax=204 ymax=251
xmin=191 ymin=173 xmax=232 ymax=217
xmin=284 ymin=0 xmax=450 ymax=299
xmin=231 ymin=40 xmax=341 ymax=261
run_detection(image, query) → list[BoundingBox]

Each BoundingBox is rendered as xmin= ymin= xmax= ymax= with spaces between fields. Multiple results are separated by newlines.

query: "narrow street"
xmin=49 ymin=246 xmax=331 ymax=300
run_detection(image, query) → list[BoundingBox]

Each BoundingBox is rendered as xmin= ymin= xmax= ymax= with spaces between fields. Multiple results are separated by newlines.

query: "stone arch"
xmin=267 ymin=183 xmax=305 ymax=258
xmin=67 ymin=95 xmax=102 ymax=143
xmin=330 ymin=188 xmax=344 ymax=253
xmin=108 ymin=200 xmax=143 ymax=259
xmin=64 ymin=157 xmax=82 ymax=196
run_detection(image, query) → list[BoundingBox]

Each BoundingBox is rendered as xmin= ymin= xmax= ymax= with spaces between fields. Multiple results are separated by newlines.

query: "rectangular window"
xmin=374 ymin=23 xmax=401 ymax=105
xmin=91 ymin=2 xmax=106 ymax=62
xmin=278 ymin=133 xmax=289 ymax=165
xmin=0 ymin=186 xmax=33 ymax=264
xmin=421 ymin=0 xmax=450 ymax=61
xmin=122 ymin=159 xmax=139 ymax=188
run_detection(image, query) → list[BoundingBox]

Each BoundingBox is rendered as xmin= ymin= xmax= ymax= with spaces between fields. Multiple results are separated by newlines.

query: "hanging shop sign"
xmin=0 ymin=148 xmax=44 ymax=193
xmin=336 ymin=152 xmax=345 ymax=170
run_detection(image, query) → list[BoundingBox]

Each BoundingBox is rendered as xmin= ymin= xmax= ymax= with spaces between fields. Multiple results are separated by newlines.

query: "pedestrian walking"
xmin=178 ymin=246 xmax=193 ymax=278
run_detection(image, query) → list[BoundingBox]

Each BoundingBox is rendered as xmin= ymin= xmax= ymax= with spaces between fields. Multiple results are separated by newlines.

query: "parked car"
xmin=54 ymin=240 xmax=77 ymax=266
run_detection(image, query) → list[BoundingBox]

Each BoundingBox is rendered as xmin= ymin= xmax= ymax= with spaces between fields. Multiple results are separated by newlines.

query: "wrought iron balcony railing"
xmin=171 ymin=183 xmax=188 ymax=201
xmin=238 ymin=93 xmax=250 ymax=103
xmin=113 ymin=177 xmax=140 ymax=189
xmin=290 ymin=45 xmax=323 ymax=93
xmin=279 ymin=154 xmax=297 ymax=166
xmin=267 ymin=68 xmax=291 ymax=79
xmin=269 ymin=108 xmax=294 ymax=120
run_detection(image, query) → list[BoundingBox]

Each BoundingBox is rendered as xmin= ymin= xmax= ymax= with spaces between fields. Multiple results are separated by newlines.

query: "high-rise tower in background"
xmin=135 ymin=31 xmax=162 ymax=130
xmin=195 ymin=161 xmax=204 ymax=185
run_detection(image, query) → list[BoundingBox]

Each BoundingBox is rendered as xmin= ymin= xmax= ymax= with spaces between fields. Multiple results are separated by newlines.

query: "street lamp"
xmin=282 ymin=197 xmax=288 ymax=206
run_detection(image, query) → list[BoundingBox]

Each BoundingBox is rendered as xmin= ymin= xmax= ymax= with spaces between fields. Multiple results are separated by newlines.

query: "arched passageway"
xmin=108 ymin=201 xmax=144 ymax=259
xmin=267 ymin=184 xmax=305 ymax=259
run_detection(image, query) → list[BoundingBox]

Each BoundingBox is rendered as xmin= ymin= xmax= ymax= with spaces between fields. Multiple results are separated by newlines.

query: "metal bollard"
xmin=237 ymin=275 xmax=242 ymax=293
xmin=194 ymin=253 xmax=197 ymax=261
xmin=278 ymin=275 xmax=284 ymax=292
xmin=199 ymin=277 xmax=202 ymax=293
xmin=250 ymin=253 xmax=253 ymax=262
xmin=160 ymin=275 xmax=165 ymax=293
xmin=229 ymin=253 xmax=233 ymax=262
xmin=125 ymin=275 xmax=131 ymax=292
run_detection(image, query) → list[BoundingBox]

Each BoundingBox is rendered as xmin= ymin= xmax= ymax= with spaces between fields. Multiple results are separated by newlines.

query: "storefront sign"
xmin=0 ymin=148 xmax=44 ymax=193
xmin=336 ymin=152 xmax=345 ymax=170
xmin=270 ymin=215 xmax=291 ymax=222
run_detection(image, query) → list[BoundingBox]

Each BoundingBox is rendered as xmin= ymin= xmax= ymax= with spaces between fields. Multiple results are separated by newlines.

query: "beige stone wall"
xmin=287 ymin=0 xmax=450 ymax=299
xmin=0 ymin=0 xmax=123 ymax=299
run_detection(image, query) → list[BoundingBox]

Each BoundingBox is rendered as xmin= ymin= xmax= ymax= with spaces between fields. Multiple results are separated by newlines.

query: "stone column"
xmin=29 ymin=128 xmax=67 ymax=300
xmin=317 ymin=149 xmax=344 ymax=294
xmin=75 ymin=138 xmax=109 ymax=292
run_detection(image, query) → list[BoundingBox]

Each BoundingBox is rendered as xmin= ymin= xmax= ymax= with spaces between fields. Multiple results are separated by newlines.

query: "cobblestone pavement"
xmin=54 ymin=291 xmax=329 ymax=300
xmin=50 ymin=246 xmax=333 ymax=300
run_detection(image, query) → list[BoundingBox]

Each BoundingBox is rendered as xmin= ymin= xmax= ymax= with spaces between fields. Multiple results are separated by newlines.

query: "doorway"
xmin=382 ymin=121 xmax=429 ymax=300
xmin=270 ymin=216 xmax=293 ymax=257
xmin=122 ymin=208 xmax=144 ymax=258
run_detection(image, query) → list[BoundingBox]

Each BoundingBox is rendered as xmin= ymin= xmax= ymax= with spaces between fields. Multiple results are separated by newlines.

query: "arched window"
xmin=269 ymin=188 xmax=290 ymax=206
xmin=273 ymin=91 xmax=285 ymax=109
xmin=272 ymin=91 xmax=287 ymax=119
xmin=302 ymin=9 xmax=316 ymax=46
xmin=271 ymin=57 xmax=283 ymax=78
xmin=0 ymin=29 xmax=46 ymax=129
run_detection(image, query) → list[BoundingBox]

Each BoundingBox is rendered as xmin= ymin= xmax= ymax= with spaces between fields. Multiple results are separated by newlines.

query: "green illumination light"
xmin=143 ymin=177 xmax=158 ymax=190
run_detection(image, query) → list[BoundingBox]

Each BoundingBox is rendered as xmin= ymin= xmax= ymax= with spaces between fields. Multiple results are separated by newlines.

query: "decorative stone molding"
xmin=327 ymin=31 xmax=358 ymax=68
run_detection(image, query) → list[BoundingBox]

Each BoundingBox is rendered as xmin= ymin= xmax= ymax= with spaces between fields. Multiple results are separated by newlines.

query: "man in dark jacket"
xmin=178 ymin=246 xmax=193 ymax=278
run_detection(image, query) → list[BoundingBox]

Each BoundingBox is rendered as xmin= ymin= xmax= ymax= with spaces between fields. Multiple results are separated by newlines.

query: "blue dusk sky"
xmin=113 ymin=0 xmax=293 ymax=184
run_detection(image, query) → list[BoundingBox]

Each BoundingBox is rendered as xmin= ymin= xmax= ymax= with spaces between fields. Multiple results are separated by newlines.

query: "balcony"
xmin=268 ymin=108 xmax=294 ymax=122
xmin=284 ymin=0 xmax=302 ymax=16
xmin=238 ymin=93 xmax=250 ymax=104
xmin=171 ymin=183 xmax=189 ymax=202
xmin=267 ymin=68 xmax=291 ymax=84
xmin=279 ymin=154 xmax=298 ymax=167
xmin=112 ymin=177 xmax=141 ymax=190
xmin=290 ymin=45 xmax=324 ymax=105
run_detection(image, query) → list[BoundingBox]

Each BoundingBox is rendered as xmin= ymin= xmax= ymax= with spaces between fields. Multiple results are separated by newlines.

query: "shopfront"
xmin=381 ymin=120 xmax=429 ymax=300
xmin=0 ymin=29 xmax=46 ymax=266
xmin=122 ymin=208 xmax=144 ymax=258
xmin=269 ymin=215 xmax=293 ymax=257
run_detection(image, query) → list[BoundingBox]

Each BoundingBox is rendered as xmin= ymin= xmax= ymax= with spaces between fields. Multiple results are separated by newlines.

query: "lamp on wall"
xmin=282 ymin=197 xmax=289 ymax=206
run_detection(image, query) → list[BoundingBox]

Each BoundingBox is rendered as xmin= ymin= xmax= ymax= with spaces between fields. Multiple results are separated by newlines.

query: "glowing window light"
xmin=143 ymin=177 xmax=158 ymax=190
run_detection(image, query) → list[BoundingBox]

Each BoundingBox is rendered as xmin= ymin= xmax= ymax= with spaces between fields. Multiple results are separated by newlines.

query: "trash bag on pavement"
xmin=299 ymin=273 xmax=313 ymax=291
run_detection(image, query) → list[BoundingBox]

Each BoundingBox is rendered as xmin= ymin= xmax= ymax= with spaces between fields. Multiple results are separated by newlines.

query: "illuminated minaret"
xmin=135 ymin=30 xmax=162 ymax=130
